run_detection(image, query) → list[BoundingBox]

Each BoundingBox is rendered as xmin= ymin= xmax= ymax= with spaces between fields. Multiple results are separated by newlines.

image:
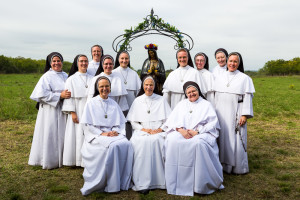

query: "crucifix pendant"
xmin=105 ymin=114 xmax=107 ymax=118
xmin=147 ymin=110 xmax=150 ymax=114
xmin=227 ymin=83 xmax=230 ymax=87
xmin=124 ymin=81 xmax=127 ymax=84
xmin=189 ymin=110 xmax=192 ymax=113
xmin=181 ymin=80 xmax=184 ymax=82
xmin=85 ymin=85 xmax=88 ymax=88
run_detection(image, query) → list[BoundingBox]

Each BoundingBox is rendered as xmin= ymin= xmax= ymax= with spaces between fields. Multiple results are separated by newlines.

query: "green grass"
xmin=0 ymin=74 xmax=299 ymax=199
xmin=0 ymin=74 xmax=41 ymax=121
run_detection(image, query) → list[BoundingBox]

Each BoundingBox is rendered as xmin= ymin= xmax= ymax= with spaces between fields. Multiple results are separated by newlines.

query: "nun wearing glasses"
xmin=80 ymin=76 xmax=133 ymax=195
xmin=62 ymin=54 xmax=93 ymax=167
xmin=163 ymin=81 xmax=224 ymax=196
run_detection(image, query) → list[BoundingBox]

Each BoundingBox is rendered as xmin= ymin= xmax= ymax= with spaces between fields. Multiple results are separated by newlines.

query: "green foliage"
xmin=0 ymin=55 xmax=72 ymax=74
xmin=119 ymin=11 xmax=184 ymax=52
xmin=259 ymin=57 xmax=300 ymax=75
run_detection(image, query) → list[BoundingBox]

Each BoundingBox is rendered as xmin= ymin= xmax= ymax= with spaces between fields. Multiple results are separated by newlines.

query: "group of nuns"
xmin=29 ymin=45 xmax=255 ymax=197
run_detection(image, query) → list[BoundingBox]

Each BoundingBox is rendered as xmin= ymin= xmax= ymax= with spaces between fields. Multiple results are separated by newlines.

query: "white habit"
xmin=198 ymin=68 xmax=215 ymax=103
xmin=163 ymin=98 xmax=224 ymax=196
xmin=214 ymin=70 xmax=255 ymax=174
xmin=28 ymin=69 xmax=68 ymax=169
xmin=88 ymin=72 xmax=129 ymax=111
xmin=162 ymin=65 xmax=207 ymax=109
xmin=212 ymin=65 xmax=227 ymax=79
xmin=87 ymin=60 xmax=99 ymax=76
xmin=127 ymin=93 xmax=172 ymax=191
xmin=62 ymin=72 xmax=93 ymax=167
xmin=113 ymin=66 xmax=141 ymax=108
xmin=80 ymin=96 xmax=133 ymax=195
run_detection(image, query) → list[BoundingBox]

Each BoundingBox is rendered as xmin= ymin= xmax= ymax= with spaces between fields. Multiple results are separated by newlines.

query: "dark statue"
xmin=140 ymin=44 xmax=166 ymax=95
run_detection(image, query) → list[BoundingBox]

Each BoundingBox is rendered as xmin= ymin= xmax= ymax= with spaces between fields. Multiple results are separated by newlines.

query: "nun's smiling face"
xmin=119 ymin=53 xmax=129 ymax=68
xmin=195 ymin=55 xmax=205 ymax=70
xmin=143 ymin=78 xmax=154 ymax=96
xmin=103 ymin=58 xmax=113 ymax=75
xmin=92 ymin=46 xmax=102 ymax=62
xmin=51 ymin=56 xmax=63 ymax=72
xmin=216 ymin=52 xmax=227 ymax=67
xmin=98 ymin=79 xmax=111 ymax=99
xmin=227 ymin=55 xmax=239 ymax=72
xmin=177 ymin=51 xmax=188 ymax=67
xmin=186 ymin=86 xmax=199 ymax=102
xmin=78 ymin=56 xmax=88 ymax=73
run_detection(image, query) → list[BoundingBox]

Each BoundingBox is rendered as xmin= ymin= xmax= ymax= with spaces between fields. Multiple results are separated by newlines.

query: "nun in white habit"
xmin=88 ymin=55 xmax=129 ymax=111
xmin=80 ymin=76 xmax=133 ymax=195
xmin=214 ymin=52 xmax=255 ymax=174
xmin=212 ymin=48 xmax=228 ymax=78
xmin=87 ymin=45 xmax=103 ymax=76
xmin=163 ymin=48 xmax=207 ymax=110
xmin=163 ymin=81 xmax=224 ymax=196
xmin=127 ymin=76 xmax=171 ymax=193
xmin=194 ymin=52 xmax=215 ymax=103
xmin=113 ymin=51 xmax=141 ymax=108
xmin=62 ymin=54 xmax=93 ymax=167
xmin=29 ymin=52 xmax=71 ymax=169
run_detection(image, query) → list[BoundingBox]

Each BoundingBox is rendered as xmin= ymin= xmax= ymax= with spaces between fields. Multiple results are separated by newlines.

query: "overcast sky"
xmin=1 ymin=0 xmax=299 ymax=71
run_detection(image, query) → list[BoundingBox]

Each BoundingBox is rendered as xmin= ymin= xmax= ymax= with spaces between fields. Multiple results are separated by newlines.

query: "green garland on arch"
xmin=119 ymin=13 xmax=184 ymax=52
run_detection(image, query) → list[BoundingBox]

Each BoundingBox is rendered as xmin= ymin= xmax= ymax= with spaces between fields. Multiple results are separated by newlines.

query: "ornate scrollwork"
xmin=112 ymin=9 xmax=194 ymax=52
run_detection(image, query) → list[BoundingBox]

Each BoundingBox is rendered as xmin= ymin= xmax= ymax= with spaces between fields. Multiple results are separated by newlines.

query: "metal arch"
xmin=112 ymin=9 xmax=194 ymax=53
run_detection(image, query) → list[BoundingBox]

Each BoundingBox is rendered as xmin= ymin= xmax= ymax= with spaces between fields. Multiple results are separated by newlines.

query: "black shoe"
xmin=139 ymin=189 xmax=150 ymax=195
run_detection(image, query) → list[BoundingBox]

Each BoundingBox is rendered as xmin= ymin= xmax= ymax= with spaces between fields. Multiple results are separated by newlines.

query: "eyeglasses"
xmin=103 ymin=63 xmax=113 ymax=66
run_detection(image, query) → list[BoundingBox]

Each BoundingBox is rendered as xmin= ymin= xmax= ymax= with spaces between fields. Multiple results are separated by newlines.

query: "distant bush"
xmin=245 ymin=70 xmax=259 ymax=77
xmin=0 ymin=55 xmax=72 ymax=74
xmin=258 ymin=57 xmax=300 ymax=76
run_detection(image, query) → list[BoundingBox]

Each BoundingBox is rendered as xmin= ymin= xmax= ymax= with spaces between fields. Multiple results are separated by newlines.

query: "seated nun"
xmin=88 ymin=55 xmax=129 ymax=112
xmin=163 ymin=81 xmax=224 ymax=196
xmin=80 ymin=76 xmax=133 ymax=196
xmin=126 ymin=76 xmax=172 ymax=194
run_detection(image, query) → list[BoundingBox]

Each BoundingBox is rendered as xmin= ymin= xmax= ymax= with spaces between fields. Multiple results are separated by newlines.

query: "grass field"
xmin=0 ymin=74 xmax=299 ymax=200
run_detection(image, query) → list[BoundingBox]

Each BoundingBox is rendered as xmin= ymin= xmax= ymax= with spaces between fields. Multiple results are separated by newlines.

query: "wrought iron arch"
xmin=112 ymin=9 xmax=194 ymax=53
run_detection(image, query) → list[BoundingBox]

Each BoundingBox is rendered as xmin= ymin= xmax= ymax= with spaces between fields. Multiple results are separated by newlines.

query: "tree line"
xmin=258 ymin=57 xmax=300 ymax=75
xmin=1 ymin=54 xmax=300 ymax=75
xmin=0 ymin=55 xmax=72 ymax=73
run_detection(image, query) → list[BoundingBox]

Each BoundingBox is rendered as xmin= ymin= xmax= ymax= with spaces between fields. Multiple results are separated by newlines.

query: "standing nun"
xmin=87 ymin=44 xmax=103 ymax=76
xmin=88 ymin=55 xmax=129 ymax=112
xmin=113 ymin=51 xmax=141 ymax=139
xmin=162 ymin=48 xmax=207 ymax=109
xmin=194 ymin=52 xmax=215 ymax=103
xmin=127 ymin=76 xmax=172 ymax=194
xmin=29 ymin=52 xmax=71 ymax=169
xmin=80 ymin=76 xmax=133 ymax=195
xmin=212 ymin=48 xmax=228 ymax=78
xmin=163 ymin=81 xmax=224 ymax=196
xmin=113 ymin=51 xmax=141 ymax=108
xmin=214 ymin=52 xmax=255 ymax=174
xmin=62 ymin=54 xmax=93 ymax=167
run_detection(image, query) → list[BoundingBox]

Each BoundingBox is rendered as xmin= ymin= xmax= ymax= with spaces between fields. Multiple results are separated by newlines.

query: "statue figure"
xmin=141 ymin=44 xmax=166 ymax=95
